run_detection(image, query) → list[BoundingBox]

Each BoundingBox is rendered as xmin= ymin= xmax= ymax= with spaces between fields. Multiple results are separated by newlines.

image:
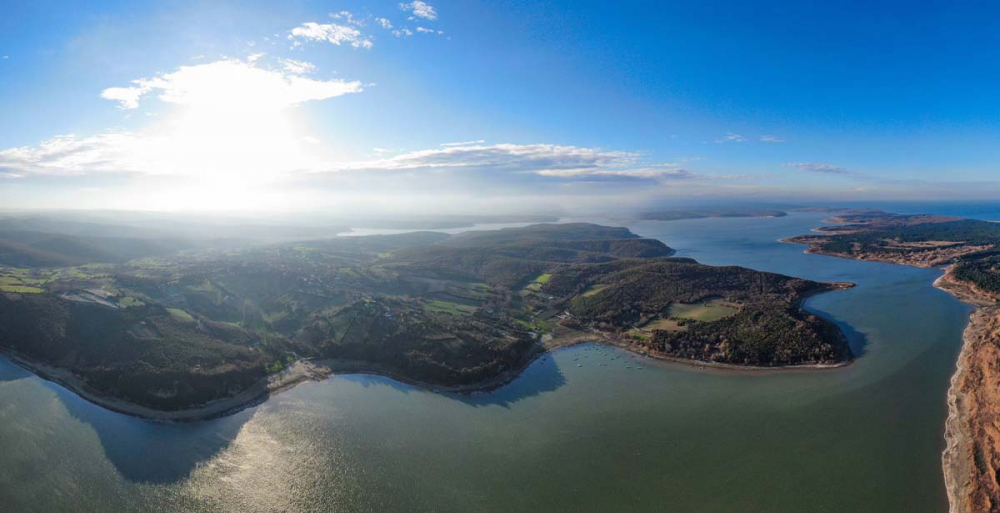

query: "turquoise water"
xmin=0 ymin=212 xmax=971 ymax=512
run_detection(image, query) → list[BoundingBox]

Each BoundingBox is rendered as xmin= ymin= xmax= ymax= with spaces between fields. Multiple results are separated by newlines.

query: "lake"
xmin=0 ymin=212 xmax=971 ymax=512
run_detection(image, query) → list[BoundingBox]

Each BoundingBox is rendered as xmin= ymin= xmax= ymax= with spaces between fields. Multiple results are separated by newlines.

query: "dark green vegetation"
xmin=641 ymin=209 xmax=787 ymax=222
xmin=816 ymin=218 xmax=1000 ymax=255
xmin=790 ymin=210 xmax=1000 ymax=258
xmin=954 ymin=255 xmax=1000 ymax=294
xmin=543 ymin=258 xmax=850 ymax=365
xmin=0 ymin=229 xmax=199 ymax=267
xmin=0 ymin=221 xmax=851 ymax=413
xmin=788 ymin=208 xmax=1000 ymax=300
xmin=786 ymin=210 xmax=1000 ymax=287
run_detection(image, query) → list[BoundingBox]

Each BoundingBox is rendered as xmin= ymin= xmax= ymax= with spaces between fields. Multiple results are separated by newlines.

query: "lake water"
xmin=0 ymin=212 xmax=973 ymax=512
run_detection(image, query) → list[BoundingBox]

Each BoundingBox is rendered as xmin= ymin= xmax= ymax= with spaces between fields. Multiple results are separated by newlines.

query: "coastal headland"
xmin=1 ymin=222 xmax=854 ymax=422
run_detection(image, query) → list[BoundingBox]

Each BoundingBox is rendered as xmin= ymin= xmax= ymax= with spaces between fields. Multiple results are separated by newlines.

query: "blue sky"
xmin=2 ymin=0 xmax=1000 ymax=213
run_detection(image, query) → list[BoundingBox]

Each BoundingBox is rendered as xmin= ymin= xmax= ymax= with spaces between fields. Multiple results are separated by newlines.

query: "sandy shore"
xmin=936 ymin=269 xmax=1000 ymax=513
xmin=782 ymin=230 xmax=1000 ymax=513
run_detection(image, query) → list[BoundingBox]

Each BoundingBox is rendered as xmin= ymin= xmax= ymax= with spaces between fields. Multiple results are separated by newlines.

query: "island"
xmin=783 ymin=209 xmax=1000 ymax=513
xmin=0 ymin=223 xmax=852 ymax=422
xmin=640 ymin=209 xmax=788 ymax=222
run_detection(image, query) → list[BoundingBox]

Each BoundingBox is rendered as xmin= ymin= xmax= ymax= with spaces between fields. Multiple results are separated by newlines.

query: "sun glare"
xmin=91 ymin=58 xmax=363 ymax=210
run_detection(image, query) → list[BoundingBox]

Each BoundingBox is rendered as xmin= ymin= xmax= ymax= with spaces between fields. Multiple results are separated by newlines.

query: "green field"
xmin=533 ymin=273 xmax=552 ymax=284
xmin=119 ymin=296 xmax=145 ymax=308
xmin=643 ymin=318 xmax=685 ymax=331
xmin=581 ymin=284 xmax=608 ymax=297
xmin=167 ymin=308 xmax=196 ymax=323
xmin=423 ymin=300 xmax=476 ymax=316
xmin=667 ymin=298 xmax=739 ymax=322
xmin=0 ymin=284 xmax=44 ymax=293
xmin=0 ymin=272 xmax=52 ymax=286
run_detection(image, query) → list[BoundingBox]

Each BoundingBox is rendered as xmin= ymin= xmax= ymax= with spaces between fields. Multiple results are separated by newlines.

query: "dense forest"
xmin=808 ymin=217 xmax=1000 ymax=256
xmin=543 ymin=258 xmax=850 ymax=366
xmin=954 ymin=256 xmax=1000 ymax=294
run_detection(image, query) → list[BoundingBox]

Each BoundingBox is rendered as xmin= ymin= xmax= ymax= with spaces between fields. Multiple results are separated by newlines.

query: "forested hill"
xmin=0 ymin=222 xmax=851 ymax=416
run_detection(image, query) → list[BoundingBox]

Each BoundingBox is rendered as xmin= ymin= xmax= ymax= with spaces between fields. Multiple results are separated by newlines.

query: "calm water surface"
xmin=0 ymin=212 xmax=971 ymax=512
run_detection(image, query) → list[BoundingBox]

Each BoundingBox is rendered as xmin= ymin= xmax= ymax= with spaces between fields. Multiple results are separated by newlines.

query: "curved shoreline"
xmin=1 ymin=291 xmax=857 ymax=424
xmin=782 ymin=228 xmax=999 ymax=513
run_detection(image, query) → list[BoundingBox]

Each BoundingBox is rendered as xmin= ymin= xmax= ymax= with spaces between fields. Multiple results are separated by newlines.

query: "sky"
xmin=1 ymin=0 xmax=1000 ymax=215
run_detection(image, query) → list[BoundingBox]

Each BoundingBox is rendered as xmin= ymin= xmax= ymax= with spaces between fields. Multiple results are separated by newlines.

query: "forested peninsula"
xmin=0 ymin=222 xmax=852 ymax=421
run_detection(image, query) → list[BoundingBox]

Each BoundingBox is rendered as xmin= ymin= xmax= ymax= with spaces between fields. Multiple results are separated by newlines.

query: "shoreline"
xmin=1 ymin=283 xmax=857 ymax=423
xmin=782 ymin=228 xmax=1000 ymax=513
xmin=936 ymin=269 xmax=1000 ymax=513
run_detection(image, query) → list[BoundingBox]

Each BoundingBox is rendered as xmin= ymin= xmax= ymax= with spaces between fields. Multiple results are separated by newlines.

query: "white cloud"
xmin=415 ymin=27 xmax=444 ymax=35
xmin=784 ymin=162 xmax=850 ymax=175
xmin=375 ymin=18 xmax=393 ymax=29
xmin=393 ymin=28 xmax=414 ymax=37
xmin=324 ymin=143 xmax=690 ymax=181
xmin=100 ymin=86 xmax=148 ymax=109
xmin=0 ymin=133 xmax=145 ymax=176
xmin=400 ymin=1 xmax=438 ymax=20
xmin=716 ymin=133 xmax=747 ymax=143
xmin=288 ymin=22 xmax=374 ymax=49
xmin=536 ymin=166 xmax=694 ymax=179
xmin=760 ymin=135 xmax=785 ymax=143
xmin=99 ymin=58 xmax=362 ymax=111
xmin=279 ymin=58 xmax=316 ymax=75
xmin=331 ymin=11 xmax=364 ymax=26
xmin=440 ymin=140 xmax=485 ymax=147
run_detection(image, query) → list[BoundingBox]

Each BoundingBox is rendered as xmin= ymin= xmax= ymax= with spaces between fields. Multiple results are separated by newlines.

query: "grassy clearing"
xmin=642 ymin=318 xmax=685 ymax=332
xmin=533 ymin=273 xmax=552 ymax=284
xmin=581 ymin=284 xmax=608 ymax=297
xmin=516 ymin=317 xmax=550 ymax=333
xmin=628 ymin=328 xmax=649 ymax=340
xmin=119 ymin=296 xmax=145 ymax=308
xmin=0 ymin=268 xmax=55 ymax=286
xmin=339 ymin=267 xmax=362 ymax=278
xmin=66 ymin=268 xmax=101 ymax=279
xmin=423 ymin=300 xmax=476 ymax=316
xmin=667 ymin=298 xmax=739 ymax=322
xmin=0 ymin=284 xmax=43 ymax=293
xmin=167 ymin=308 xmax=196 ymax=323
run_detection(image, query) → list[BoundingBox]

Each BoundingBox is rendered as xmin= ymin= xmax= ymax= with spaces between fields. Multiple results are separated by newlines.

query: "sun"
xmin=97 ymin=58 xmax=363 ymax=210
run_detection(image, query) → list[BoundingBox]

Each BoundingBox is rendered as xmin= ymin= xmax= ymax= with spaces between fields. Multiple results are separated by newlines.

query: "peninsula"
xmin=0 ymin=222 xmax=852 ymax=421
